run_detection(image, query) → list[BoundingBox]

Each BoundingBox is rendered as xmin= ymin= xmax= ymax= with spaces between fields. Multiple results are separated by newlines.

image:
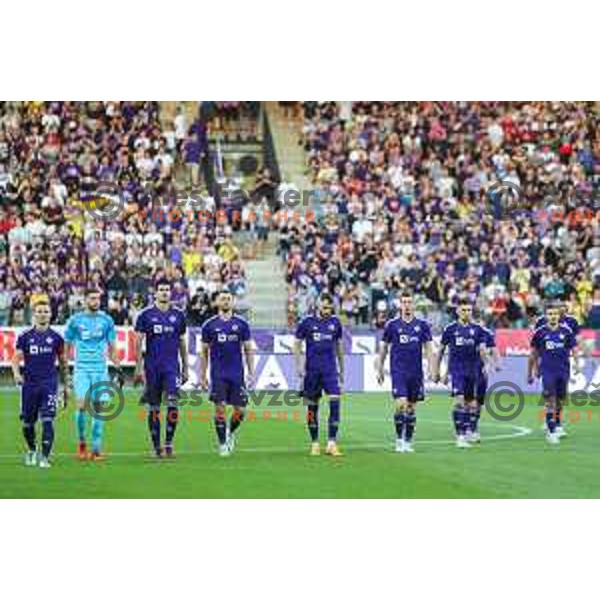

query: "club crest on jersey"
xmin=169 ymin=315 xmax=177 ymax=323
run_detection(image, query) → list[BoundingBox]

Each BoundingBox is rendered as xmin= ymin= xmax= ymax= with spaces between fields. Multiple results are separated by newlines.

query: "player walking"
xmin=64 ymin=288 xmax=120 ymax=460
xmin=376 ymin=291 xmax=434 ymax=453
xmin=12 ymin=299 xmax=69 ymax=468
xmin=528 ymin=303 xmax=577 ymax=445
xmin=134 ymin=279 xmax=189 ymax=458
xmin=471 ymin=319 xmax=499 ymax=443
xmin=434 ymin=299 xmax=486 ymax=448
xmin=200 ymin=291 xmax=255 ymax=457
xmin=294 ymin=293 xmax=344 ymax=457
xmin=533 ymin=300 xmax=580 ymax=437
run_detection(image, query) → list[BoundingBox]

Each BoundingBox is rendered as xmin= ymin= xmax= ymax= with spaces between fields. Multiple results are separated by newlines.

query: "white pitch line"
xmin=0 ymin=424 xmax=532 ymax=461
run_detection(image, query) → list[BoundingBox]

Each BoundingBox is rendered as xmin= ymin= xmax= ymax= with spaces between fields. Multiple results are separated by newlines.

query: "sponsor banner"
xmin=2 ymin=327 xmax=599 ymax=393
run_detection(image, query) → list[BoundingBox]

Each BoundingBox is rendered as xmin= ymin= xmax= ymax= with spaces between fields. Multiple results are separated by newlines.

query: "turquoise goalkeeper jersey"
xmin=64 ymin=310 xmax=117 ymax=372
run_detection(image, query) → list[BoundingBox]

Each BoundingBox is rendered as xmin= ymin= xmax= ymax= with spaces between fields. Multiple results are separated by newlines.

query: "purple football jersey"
xmin=16 ymin=327 xmax=64 ymax=385
xmin=295 ymin=315 xmax=342 ymax=373
xmin=383 ymin=317 xmax=432 ymax=376
xmin=135 ymin=305 xmax=186 ymax=371
xmin=531 ymin=324 xmax=575 ymax=376
xmin=201 ymin=315 xmax=251 ymax=382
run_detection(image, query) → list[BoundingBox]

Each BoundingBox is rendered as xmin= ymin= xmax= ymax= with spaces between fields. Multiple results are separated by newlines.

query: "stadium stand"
xmin=0 ymin=101 xmax=248 ymax=326
xmin=283 ymin=101 xmax=599 ymax=328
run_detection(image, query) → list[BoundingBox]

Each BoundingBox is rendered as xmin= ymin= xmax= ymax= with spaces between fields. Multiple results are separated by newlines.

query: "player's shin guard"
xmin=76 ymin=409 xmax=88 ymax=442
xmin=328 ymin=397 xmax=340 ymax=441
xmin=214 ymin=410 xmax=227 ymax=445
xmin=545 ymin=407 xmax=557 ymax=434
xmin=148 ymin=408 xmax=162 ymax=452
xmin=404 ymin=412 xmax=416 ymax=442
xmin=22 ymin=423 xmax=36 ymax=452
xmin=394 ymin=411 xmax=405 ymax=440
xmin=471 ymin=405 xmax=481 ymax=433
xmin=230 ymin=409 xmax=245 ymax=435
xmin=452 ymin=406 xmax=466 ymax=436
xmin=91 ymin=416 xmax=104 ymax=454
xmin=307 ymin=401 xmax=319 ymax=442
xmin=165 ymin=405 xmax=179 ymax=446
xmin=41 ymin=418 xmax=54 ymax=458
xmin=555 ymin=405 xmax=562 ymax=428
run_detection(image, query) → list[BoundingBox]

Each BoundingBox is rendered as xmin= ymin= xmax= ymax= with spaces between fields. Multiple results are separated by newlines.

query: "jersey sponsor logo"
xmin=216 ymin=333 xmax=240 ymax=343
xmin=455 ymin=335 xmax=475 ymax=346
xmin=545 ymin=340 xmax=565 ymax=350
xmin=153 ymin=324 xmax=163 ymax=334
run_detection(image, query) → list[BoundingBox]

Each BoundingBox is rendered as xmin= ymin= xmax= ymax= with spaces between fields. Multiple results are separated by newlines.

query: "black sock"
xmin=328 ymin=398 xmax=340 ymax=441
xmin=404 ymin=412 xmax=416 ymax=442
xmin=452 ymin=406 xmax=466 ymax=436
xmin=471 ymin=405 xmax=481 ymax=433
xmin=307 ymin=402 xmax=319 ymax=442
xmin=394 ymin=411 xmax=404 ymax=439
xmin=165 ymin=406 xmax=179 ymax=446
xmin=41 ymin=419 xmax=54 ymax=458
xmin=230 ymin=410 xmax=245 ymax=435
xmin=22 ymin=423 xmax=36 ymax=452
xmin=148 ymin=409 xmax=161 ymax=452
xmin=215 ymin=410 xmax=227 ymax=445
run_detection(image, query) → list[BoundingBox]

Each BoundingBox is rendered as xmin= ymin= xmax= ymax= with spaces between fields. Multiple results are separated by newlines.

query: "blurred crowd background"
xmin=0 ymin=101 xmax=598 ymax=330
xmin=283 ymin=101 xmax=599 ymax=329
xmin=0 ymin=101 xmax=247 ymax=327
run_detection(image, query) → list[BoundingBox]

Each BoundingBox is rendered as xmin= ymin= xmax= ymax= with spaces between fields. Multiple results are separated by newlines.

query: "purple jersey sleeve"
xmin=295 ymin=318 xmax=307 ymax=340
xmin=565 ymin=330 xmax=577 ymax=351
xmin=134 ymin=310 xmax=147 ymax=333
xmin=531 ymin=328 xmax=543 ymax=351
xmin=178 ymin=311 xmax=187 ymax=336
xmin=565 ymin=316 xmax=580 ymax=336
xmin=422 ymin=321 xmax=433 ymax=343
xmin=382 ymin=321 xmax=394 ymax=344
xmin=16 ymin=332 xmax=25 ymax=352
xmin=334 ymin=318 xmax=343 ymax=341
xmin=240 ymin=319 xmax=250 ymax=342
xmin=441 ymin=324 xmax=452 ymax=346
xmin=201 ymin=319 xmax=213 ymax=344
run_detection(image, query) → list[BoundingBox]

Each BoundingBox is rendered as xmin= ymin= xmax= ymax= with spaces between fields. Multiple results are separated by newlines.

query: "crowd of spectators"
xmin=0 ymin=101 xmax=248 ymax=326
xmin=284 ymin=101 xmax=599 ymax=329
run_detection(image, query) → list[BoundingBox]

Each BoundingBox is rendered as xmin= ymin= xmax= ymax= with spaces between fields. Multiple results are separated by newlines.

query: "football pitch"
xmin=1 ymin=390 xmax=600 ymax=498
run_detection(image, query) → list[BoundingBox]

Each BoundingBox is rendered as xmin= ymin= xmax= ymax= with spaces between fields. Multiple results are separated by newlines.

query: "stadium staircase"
xmin=156 ymin=102 xmax=305 ymax=329
xmin=242 ymin=103 xmax=312 ymax=328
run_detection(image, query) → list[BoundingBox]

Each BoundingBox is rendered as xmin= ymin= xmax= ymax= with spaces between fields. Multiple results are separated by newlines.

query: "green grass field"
xmin=1 ymin=390 xmax=599 ymax=498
